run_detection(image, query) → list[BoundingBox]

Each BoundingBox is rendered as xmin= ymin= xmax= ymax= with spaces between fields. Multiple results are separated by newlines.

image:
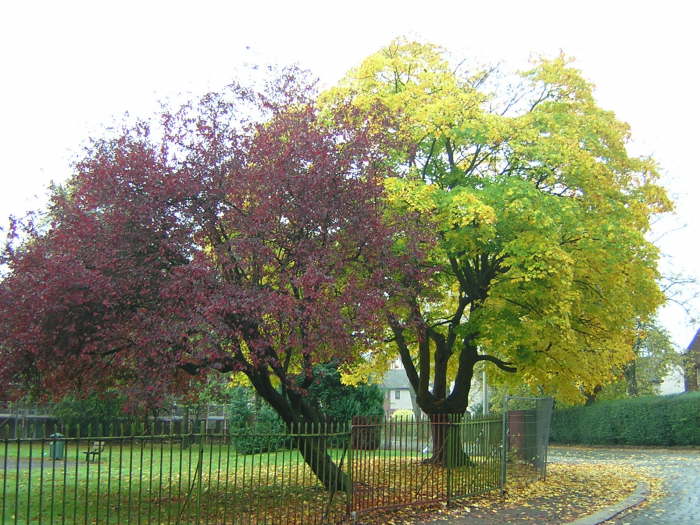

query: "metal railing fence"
xmin=1 ymin=422 xmax=350 ymax=525
xmin=0 ymin=402 xmax=232 ymax=440
xmin=1 ymin=407 xmax=550 ymax=524
xmin=349 ymin=414 xmax=503 ymax=517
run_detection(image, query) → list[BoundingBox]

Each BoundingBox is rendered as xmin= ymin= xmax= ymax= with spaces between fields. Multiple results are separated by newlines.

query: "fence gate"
xmin=503 ymin=395 xmax=554 ymax=482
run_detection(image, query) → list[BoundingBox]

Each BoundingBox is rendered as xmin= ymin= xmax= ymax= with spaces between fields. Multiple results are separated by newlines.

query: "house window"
xmin=394 ymin=390 xmax=401 ymax=400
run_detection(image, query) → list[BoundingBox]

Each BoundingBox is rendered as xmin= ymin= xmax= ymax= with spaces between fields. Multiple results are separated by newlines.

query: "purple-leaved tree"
xmin=0 ymin=71 xmax=430 ymax=490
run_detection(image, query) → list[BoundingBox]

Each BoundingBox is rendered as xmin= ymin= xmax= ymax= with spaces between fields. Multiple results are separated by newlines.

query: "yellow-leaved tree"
xmin=323 ymin=39 xmax=672 ymax=463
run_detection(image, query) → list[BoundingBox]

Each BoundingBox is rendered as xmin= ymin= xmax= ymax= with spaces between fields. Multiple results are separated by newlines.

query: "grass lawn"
xmin=1 ymin=434 xmax=501 ymax=525
xmin=1 ymin=437 xmax=354 ymax=524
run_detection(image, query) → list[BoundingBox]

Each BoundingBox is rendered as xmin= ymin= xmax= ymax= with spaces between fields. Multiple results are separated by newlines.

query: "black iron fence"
xmin=1 ymin=406 xmax=551 ymax=524
xmin=0 ymin=402 xmax=230 ymax=439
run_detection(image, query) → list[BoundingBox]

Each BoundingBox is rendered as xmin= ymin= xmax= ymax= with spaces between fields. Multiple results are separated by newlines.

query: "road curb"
xmin=566 ymin=481 xmax=649 ymax=525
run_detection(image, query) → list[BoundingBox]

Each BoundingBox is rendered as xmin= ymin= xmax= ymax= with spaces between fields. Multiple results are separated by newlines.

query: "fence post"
xmin=347 ymin=419 xmax=354 ymax=521
xmin=446 ymin=414 xmax=453 ymax=507
xmin=500 ymin=394 xmax=508 ymax=493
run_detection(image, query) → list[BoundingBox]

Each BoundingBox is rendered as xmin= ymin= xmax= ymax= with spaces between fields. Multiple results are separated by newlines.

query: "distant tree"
xmin=0 ymin=69 xmax=426 ymax=490
xmin=587 ymin=319 xmax=681 ymax=402
xmin=624 ymin=320 xmax=680 ymax=396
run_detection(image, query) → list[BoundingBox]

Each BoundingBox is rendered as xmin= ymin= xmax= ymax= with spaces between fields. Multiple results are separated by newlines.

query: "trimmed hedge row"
xmin=550 ymin=392 xmax=700 ymax=446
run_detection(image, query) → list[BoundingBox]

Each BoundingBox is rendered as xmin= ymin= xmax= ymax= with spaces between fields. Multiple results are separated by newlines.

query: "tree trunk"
xmin=684 ymin=352 xmax=699 ymax=392
xmin=427 ymin=413 xmax=449 ymax=464
xmin=248 ymin=370 xmax=351 ymax=492
xmin=296 ymin=434 xmax=350 ymax=492
xmin=624 ymin=361 xmax=638 ymax=396
xmin=584 ymin=385 xmax=602 ymax=405
xmin=408 ymin=387 xmax=423 ymax=423
xmin=424 ymin=413 xmax=471 ymax=466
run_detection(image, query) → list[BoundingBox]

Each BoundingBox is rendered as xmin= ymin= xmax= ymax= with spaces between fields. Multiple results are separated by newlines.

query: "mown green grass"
xmin=1 ymin=438 xmax=352 ymax=524
xmin=1 ymin=434 xmax=499 ymax=524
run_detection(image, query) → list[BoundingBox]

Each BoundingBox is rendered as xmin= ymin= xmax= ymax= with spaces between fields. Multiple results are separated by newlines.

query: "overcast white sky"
xmin=1 ymin=0 xmax=698 ymax=351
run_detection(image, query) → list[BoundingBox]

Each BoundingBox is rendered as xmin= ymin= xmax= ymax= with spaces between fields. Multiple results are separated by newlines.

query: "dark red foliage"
xmin=0 ymin=72 xmax=427 ymax=422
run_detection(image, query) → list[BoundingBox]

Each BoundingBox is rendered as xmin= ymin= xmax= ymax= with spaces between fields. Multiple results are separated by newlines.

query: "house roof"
xmin=686 ymin=328 xmax=700 ymax=365
xmin=381 ymin=369 xmax=413 ymax=390
xmin=686 ymin=328 xmax=700 ymax=353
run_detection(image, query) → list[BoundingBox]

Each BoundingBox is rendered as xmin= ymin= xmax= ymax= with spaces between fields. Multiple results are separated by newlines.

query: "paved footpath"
xmin=551 ymin=446 xmax=700 ymax=525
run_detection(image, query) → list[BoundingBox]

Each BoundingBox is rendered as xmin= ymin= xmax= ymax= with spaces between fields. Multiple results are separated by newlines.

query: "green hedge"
xmin=550 ymin=392 xmax=700 ymax=446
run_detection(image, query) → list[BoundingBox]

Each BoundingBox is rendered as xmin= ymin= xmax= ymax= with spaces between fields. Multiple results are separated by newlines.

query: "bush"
xmin=550 ymin=392 xmax=700 ymax=446
xmin=391 ymin=409 xmax=415 ymax=421
xmin=228 ymin=388 xmax=289 ymax=454
xmin=308 ymin=362 xmax=385 ymax=422
xmin=52 ymin=393 xmax=128 ymax=436
xmin=308 ymin=362 xmax=385 ymax=449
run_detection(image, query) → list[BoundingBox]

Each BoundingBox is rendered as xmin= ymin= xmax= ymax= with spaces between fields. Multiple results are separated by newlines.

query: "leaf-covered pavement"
xmin=554 ymin=446 xmax=700 ymax=525
xmin=356 ymin=456 xmax=656 ymax=524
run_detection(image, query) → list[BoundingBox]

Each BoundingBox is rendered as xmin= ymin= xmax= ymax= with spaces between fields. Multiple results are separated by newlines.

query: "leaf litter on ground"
xmin=354 ymin=461 xmax=661 ymax=524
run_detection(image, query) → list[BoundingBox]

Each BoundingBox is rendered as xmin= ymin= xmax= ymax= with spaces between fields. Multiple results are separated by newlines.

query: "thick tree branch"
xmin=475 ymin=354 xmax=517 ymax=373
xmin=387 ymin=314 xmax=422 ymax=394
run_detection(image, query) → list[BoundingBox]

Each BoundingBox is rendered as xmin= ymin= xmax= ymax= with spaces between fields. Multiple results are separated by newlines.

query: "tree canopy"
xmin=1 ymin=70 xmax=431 ymax=488
xmin=327 ymin=39 xmax=672 ymax=414
xmin=0 ymin=71 xmax=421 ymax=425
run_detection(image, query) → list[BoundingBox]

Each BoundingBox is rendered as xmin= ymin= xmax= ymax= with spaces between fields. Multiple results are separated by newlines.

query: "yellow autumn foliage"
xmin=328 ymin=38 xmax=671 ymax=406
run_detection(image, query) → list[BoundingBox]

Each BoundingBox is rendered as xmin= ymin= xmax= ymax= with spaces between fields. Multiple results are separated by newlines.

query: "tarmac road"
xmin=550 ymin=446 xmax=700 ymax=525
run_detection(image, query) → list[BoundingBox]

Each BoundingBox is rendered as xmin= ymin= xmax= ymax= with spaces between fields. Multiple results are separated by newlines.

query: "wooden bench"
xmin=83 ymin=441 xmax=106 ymax=462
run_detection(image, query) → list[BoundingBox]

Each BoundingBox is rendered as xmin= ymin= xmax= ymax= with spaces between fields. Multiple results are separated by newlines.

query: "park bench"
xmin=83 ymin=441 xmax=106 ymax=462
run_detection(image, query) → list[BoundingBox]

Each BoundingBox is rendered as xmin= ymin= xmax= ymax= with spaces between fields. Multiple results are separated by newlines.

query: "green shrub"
xmin=52 ymin=393 xmax=128 ymax=436
xmin=308 ymin=362 xmax=384 ymax=422
xmin=308 ymin=362 xmax=384 ymax=449
xmin=550 ymin=392 xmax=700 ymax=446
xmin=228 ymin=388 xmax=289 ymax=454
xmin=226 ymin=364 xmax=385 ymax=453
xmin=391 ymin=409 xmax=415 ymax=421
